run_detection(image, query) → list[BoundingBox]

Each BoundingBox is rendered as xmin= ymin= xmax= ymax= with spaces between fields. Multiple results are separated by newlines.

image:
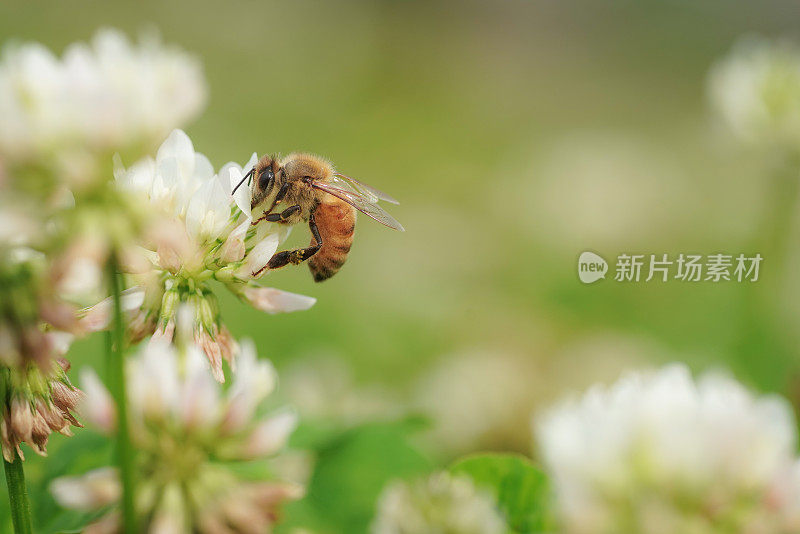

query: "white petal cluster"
xmin=0 ymin=28 xmax=206 ymax=165
xmin=113 ymin=128 xmax=300 ymax=280
xmin=81 ymin=338 xmax=296 ymax=458
xmin=371 ymin=473 xmax=506 ymax=534
xmin=56 ymin=337 xmax=302 ymax=532
xmin=709 ymin=36 xmax=800 ymax=148
xmin=415 ymin=350 xmax=544 ymax=455
xmin=103 ymin=129 xmax=315 ymax=378
xmin=535 ymin=363 xmax=800 ymax=534
xmin=116 ymin=129 xmax=254 ymax=245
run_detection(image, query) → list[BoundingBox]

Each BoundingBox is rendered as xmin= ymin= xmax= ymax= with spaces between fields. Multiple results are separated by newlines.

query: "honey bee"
xmin=233 ymin=153 xmax=403 ymax=281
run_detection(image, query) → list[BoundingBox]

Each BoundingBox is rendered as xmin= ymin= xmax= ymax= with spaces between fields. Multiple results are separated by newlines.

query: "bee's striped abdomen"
xmin=309 ymin=197 xmax=356 ymax=282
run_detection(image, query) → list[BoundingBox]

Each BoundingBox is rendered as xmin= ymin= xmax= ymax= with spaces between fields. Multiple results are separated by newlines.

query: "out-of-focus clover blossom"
xmin=535 ymin=363 xmax=800 ymax=534
xmin=52 ymin=337 xmax=302 ymax=532
xmin=0 ymin=28 xmax=206 ymax=190
xmin=0 ymin=358 xmax=82 ymax=463
xmin=0 ymin=211 xmax=85 ymax=461
xmin=80 ymin=129 xmax=315 ymax=381
xmin=371 ymin=472 xmax=506 ymax=534
xmin=415 ymin=350 xmax=546 ymax=455
xmin=709 ymin=36 xmax=800 ymax=149
xmin=0 ymin=27 xmax=208 ymax=310
xmin=0 ymin=246 xmax=79 ymax=368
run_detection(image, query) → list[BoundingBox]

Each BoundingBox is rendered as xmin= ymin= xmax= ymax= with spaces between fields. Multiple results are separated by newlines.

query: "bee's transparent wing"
xmin=331 ymin=173 xmax=400 ymax=205
xmin=312 ymin=181 xmax=405 ymax=231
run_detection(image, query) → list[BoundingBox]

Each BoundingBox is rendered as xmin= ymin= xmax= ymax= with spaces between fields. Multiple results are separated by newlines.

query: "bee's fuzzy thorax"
xmin=281 ymin=153 xmax=335 ymax=181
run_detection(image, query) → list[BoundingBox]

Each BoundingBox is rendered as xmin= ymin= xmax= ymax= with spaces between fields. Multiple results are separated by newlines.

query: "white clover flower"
xmin=709 ymin=36 xmax=800 ymax=148
xmin=85 ymin=129 xmax=315 ymax=379
xmin=371 ymin=472 xmax=506 ymax=534
xmin=281 ymin=354 xmax=400 ymax=425
xmin=54 ymin=337 xmax=302 ymax=533
xmin=415 ymin=350 xmax=545 ymax=455
xmin=535 ymin=363 xmax=800 ymax=534
xmin=499 ymin=133 xmax=691 ymax=253
xmin=0 ymin=28 xmax=206 ymax=172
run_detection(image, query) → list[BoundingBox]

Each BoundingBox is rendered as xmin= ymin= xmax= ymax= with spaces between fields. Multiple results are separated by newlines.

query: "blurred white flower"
xmin=415 ymin=350 xmax=545 ymax=455
xmin=535 ymin=363 xmax=800 ymax=534
xmin=709 ymin=36 xmax=800 ymax=148
xmin=56 ymin=337 xmax=301 ymax=532
xmin=0 ymin=28 xmax=206 ymax=172
xmin=88 ymin=129 xmax=314 ymax=379
xmin=371 ymin=472 xmax=506 ymax=534
xmin=281 ymin=354 xmax=399 ymax=424
xmin=80 ymin=338 xmax=295 ymax=458
xmin=498 ymin=133 xmax=693 ymax=253
xmin=49 ymin=467 xmax=119 ymax=512
xmin=0 ymin=246 xmax=79 ymax=368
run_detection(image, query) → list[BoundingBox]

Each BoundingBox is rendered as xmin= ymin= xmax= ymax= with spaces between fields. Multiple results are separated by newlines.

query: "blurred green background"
xmin=3 ymin=0 xmax=800 ymax=531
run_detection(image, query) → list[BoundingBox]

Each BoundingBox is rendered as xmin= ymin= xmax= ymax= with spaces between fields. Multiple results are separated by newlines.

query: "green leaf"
xmin=449 ymin=453 xmax=553 ymax=534
xmin=280 ymin=417 xmax=432 ymax=533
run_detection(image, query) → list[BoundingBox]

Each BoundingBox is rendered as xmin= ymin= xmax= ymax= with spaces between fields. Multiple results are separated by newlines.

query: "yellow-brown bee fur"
xmin=308 ymin=197 xmax=356 ymax=282
xmin=244 ymin=152 xmax=400 ymax=281
xmin=249 ymin=153 xmax=355 ymax=281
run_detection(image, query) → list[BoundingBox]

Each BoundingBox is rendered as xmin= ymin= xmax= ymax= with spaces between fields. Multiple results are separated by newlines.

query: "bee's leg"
xmin=252 ymin=182 xmax=291 ymax=225
xmin=263 ymin=204 xmax=301 ymax=222
xmin=253 ymin=213 xmax=323 ymax=276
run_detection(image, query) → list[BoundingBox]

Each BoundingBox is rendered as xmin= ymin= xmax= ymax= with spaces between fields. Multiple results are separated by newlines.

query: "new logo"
xmin=578 ymin=251 xmax=608 ymax=284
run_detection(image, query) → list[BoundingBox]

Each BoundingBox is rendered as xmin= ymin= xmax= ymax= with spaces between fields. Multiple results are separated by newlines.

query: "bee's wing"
xmin=331 ymin=173 xmax=400 ymax=205
xmin=312 ymin=181 xmax=405 ymax=231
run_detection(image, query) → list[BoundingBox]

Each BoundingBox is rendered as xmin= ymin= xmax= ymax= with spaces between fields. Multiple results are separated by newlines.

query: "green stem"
xmin=106 ymin=254 xmax=137 ymax=533
xmin=736 ymin=151 xmax=800 ymax=389
xmin=3 ymin=451 xmax=32 ymax=534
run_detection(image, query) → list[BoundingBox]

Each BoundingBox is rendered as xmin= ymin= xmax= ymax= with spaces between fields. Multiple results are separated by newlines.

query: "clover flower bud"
xmin=159 ymin=287 xmax=180 ymax=322
xmin=1 ymin=360 xmax=82 ymax=461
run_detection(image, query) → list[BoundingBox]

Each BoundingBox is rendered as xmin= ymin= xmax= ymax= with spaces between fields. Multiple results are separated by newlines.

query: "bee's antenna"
xmin=232 ymin=167 xmax=255 ymax=195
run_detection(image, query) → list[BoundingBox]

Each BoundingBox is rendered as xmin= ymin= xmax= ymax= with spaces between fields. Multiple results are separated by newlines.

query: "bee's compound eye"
xmin=258 ymin=169 xmax=275 ymax=191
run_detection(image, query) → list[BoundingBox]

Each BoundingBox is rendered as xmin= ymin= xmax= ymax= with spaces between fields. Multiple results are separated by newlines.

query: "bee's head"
xmin=251 ymin=155 xmax=282 ymax=210
xmin=281 ymin=153 xmax=334 ymax=185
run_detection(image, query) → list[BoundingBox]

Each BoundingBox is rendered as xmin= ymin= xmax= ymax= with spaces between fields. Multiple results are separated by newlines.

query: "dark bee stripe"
xmin=312 ymin=267 xmax=333 ymax=282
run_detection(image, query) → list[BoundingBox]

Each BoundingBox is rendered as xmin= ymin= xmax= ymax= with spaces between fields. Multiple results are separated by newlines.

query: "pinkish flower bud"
xmin=240 ymin=410 xmax=297 ymax=459
xmin=9 ymin=397 xmax=33 ymax=441
xmin=30 ymin=411 xmax=50 ymax=454
xmin=195 ymin=328 xmax=225 ymax=382
xmin=79 ymin=369 xmax=116 ymax=434
xmin=50 ymin=467 xmax=120 ymax=512
xmin=35 ymin=399 xmax=66 ymax=431
xmin=219 ymin=220 xmax=248 ymax=264
xmin=51 ymin=380 xmax=84 ymax=413
xmin=79 ymin=287 xmax=145 ymax=333
xmin=242 ymin=287 xmax=316 ymax=314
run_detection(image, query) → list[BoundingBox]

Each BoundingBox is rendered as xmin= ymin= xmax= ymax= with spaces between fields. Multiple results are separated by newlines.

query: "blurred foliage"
xmin=2 ymin=0 xmax=800 ymax=531
xmin=281 ymin=417 xmax=432 ymax=533
xmin=449 ymin=454 xmax=554 ymax=533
